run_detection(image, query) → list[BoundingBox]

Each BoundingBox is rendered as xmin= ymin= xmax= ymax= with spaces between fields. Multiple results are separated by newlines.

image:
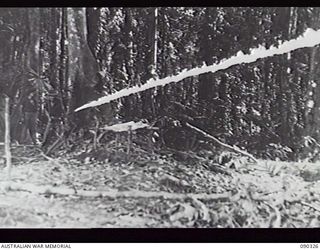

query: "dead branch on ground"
xmin=1 ymin=181 xmax=231 ymax=201
xmin=186 ymin=122 xmax=258 ymax=163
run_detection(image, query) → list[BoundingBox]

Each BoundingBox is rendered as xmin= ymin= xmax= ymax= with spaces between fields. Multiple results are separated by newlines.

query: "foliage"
xmin=1 ymin=7 xmax=320 ymax=158
xmin=3 ymin=7 xmax=320 ymax=229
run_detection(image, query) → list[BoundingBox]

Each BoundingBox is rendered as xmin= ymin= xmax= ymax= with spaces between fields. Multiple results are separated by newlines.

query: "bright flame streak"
xmin=75 ymin=28 xmax=320 ymax=112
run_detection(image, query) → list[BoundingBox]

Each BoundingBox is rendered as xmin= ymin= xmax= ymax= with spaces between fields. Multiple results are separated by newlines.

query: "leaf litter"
xmin=0 ymin=146 xmax=320 ymax=227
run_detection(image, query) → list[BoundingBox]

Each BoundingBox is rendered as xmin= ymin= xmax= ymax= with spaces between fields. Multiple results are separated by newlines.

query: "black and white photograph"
xmin=0 ymin=7 xmax=320 ymax=230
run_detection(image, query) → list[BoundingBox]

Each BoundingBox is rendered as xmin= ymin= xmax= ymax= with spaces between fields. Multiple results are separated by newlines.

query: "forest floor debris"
xmin=0 ymin=145 xmax=320 ymax=227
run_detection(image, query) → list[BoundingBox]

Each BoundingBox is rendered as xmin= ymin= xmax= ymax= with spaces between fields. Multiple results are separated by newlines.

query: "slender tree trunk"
xmin=152 ymin=7 xmax=158 ymax=76
xmin=304 ymin=8 xmax=320 ymax=143
xmin=4 ymin=96 xmax=11 ymax=180
xmin=59 ymin=8 xmax=68 ymax=116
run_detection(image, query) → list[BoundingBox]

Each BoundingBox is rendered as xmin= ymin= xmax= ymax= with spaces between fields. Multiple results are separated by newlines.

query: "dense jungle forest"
xmin=0 ymin=7 xmax=320 ymax=228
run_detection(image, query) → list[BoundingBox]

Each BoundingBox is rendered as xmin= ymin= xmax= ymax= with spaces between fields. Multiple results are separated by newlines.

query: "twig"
xmin=39 ymin=152 xmax=64 ymax=168
xmin=96 ymin=131 xmax=107 ymax=145
xmin=192 ymin=197 xmax=210 ymax=221
xmin=263 ymin=201 xmax=282 ymax=227
xmin=31 ymin=146 xmax=65 ymax=168
xmin=45 ymin=134 xmax=64 ymax=155
xmin=185 ymin=122 xmax=258 ymax=163
xmin=300 ymin=201 xmax=320 ymax=212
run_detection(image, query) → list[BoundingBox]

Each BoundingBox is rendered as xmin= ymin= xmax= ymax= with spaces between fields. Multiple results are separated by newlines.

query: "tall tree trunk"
xmin=152 ymin=7 xmax=158 ymax=76
xmin=58 ymin=8 xmax=69 ymax=116
xmin=141 ymin=8 xmax=158 ymax=118
xmin=304 ymin=8 xmax=320 ymax=145
xmin=4 ymin=96 xmax=11 ymax=180
xmin=69 ymin=8 xmax=113 ymax=130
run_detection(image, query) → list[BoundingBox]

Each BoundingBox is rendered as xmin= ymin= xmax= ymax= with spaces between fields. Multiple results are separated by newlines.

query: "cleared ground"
xmin=0 ymin=145 xmax=319 ymax=228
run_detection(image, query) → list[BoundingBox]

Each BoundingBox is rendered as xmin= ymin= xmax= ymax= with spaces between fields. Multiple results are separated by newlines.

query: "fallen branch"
xmin=11 ymin=144 xmax=38 ymax=148
xmin=300 ymin=201 xmax=320 ymax=212
xmin=191 ymin=197 xmax=211 ymax=221
xmin=103 ymin=121 xmax=152 ymax=132
xmin=0 ymin=181 xmax=231 ymax=201
xmin=45 ymin=134 xmax=64 ymax=155
xmin=39 ymin=152 xmax=64 ymax=168
xmin=185 ymin=122 xmax=258 ymax=163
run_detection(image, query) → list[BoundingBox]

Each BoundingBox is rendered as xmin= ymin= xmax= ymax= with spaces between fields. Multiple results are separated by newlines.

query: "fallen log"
xmin=0 ymin=181 xmax=231 ymax=201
